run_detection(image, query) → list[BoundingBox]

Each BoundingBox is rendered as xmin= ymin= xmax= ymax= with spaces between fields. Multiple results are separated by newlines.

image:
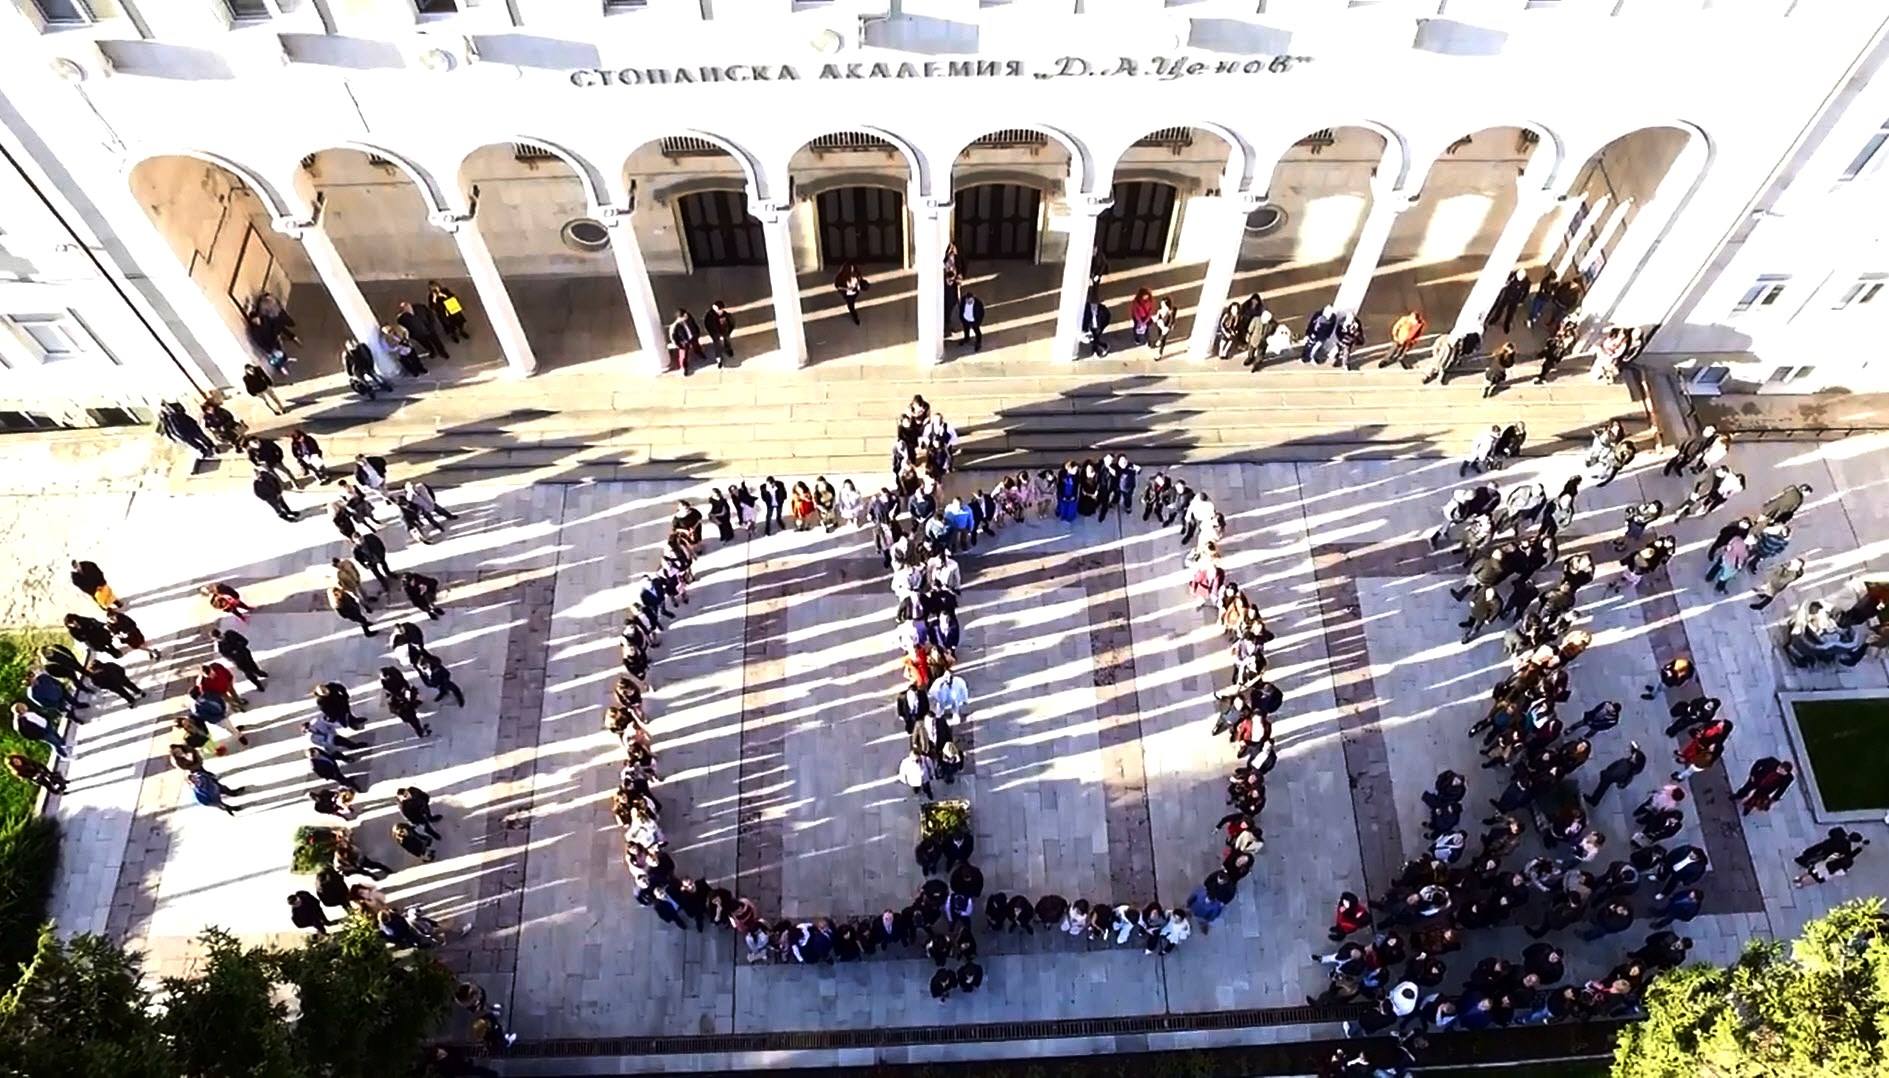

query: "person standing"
xmin=329 ymin=586 xmax=376 ymax=636
xmin=157 ymin=401 xmax=218 ymax=458
xmin=1526 ymin=268 xmax=1558 ymax=328
xmin=942 ymin=242 xmax=965 ymax=332
xmin=1487 ymin=270 xmax=1530 ymax=335
xmin=69 ymin=560 xmax=119 ymax=612
xmin=84 ymin=658 xmax=143 ymax=705
xmin=352 ymin=531 xmax=395 ymax=591
xmin=401 ymin=572 xmax=445 ymax=619
xmin=835 ymin=263 xmax=868 ymax=325
xmin=1482 ymin=343 xmax=1513 ymax=399
xmin=703 ymin=301 xmax=736 ymax=366
xmin=416 ymin=652 xmax=465 ymax=707
xmin=10 ymin=703 xmax=69 ymax=765
xmin=1130 ymin=288 xmax=1155 ymax=347
xmin=252 ymin=470 xmax=296 ymax=522
xmin=1729 ymin=758 xmax=1795 ymax=814
xmin=428 ymin=281 xmax=471 ymax=342
xmin=1150 ymin=296 xmax=1177 ymax=358
xmin=668 ymin=308 xmax=706 ymax=376
xmin=289 ymin=891 xmax=333 ymax=934
xmin=242 ymin=362 xmax=286 ymax=415
xmin=189 ymin=768 xmax=246 ymax=815
xmin=958 ymin=290 xmax=985 ymax=352
xmin=404 ymin=480 xmax=457 ymax=531
xmin=760 ymin=476 xmax=787 ymax=535
xmin=899 ymin=751 xmax=936 ymax=800
xmin=397 ymin=299 xmax=450 ymax=360
xmin=1081 ymin=290 xmax=1111 ymax=358
xmin=1760 ymin=483 xmax=1813 ymax=525
xmin=1387 ymin=310 xmax=1427 ymax=367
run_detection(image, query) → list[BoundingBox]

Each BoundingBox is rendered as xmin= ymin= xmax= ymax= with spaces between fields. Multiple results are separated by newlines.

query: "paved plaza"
xmin=15 ymin=424 xmax=1889 ymax=1070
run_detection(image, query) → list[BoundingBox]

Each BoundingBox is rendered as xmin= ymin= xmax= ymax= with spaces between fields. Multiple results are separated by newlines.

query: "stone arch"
xmin=1403 ymin=121 xmax=1564 ymax=197
xmin=945 ymin=124 xmax=1093 ymax=196
xmin=795 ymin=172 xmax=910 ymax=201
xmin=458 ymin=136 xmax=610 ymax=211
xmin=1249 ymin=120 xmax=1410 ymax=195
xmin=124 ymin=147 xmax=296 ymax=220
xmin=780 ymin=125 xmax=931 ymax=200
xmin=948 ymin=168 xmax=1066 ymax=198
xmin=298 ymin=141 xmax=453 ymax=215
xmin=624 ymin=130 xmax=767 ymax=203
xmin=1094 ymin=120 xmax=1252 ymax=195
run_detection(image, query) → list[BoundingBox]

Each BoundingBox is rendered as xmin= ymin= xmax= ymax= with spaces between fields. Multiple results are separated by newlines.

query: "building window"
xmin=561 ymin=218 xmax=611 ymax=253
xmin=31 ymin=0 xmax=92 ymax=24
xmin=603 ymin=0 xmax=646 ymax=8
xmin=416 ymin=0 xmax=457 ymax=13
xmin=7 ymin=312 xmax=95 ymax=362
xmin=226 ymin=0 xmax=271 ymax=18
xmin=1244 ymin=204 xmax=1287 ymax=236
xmin=1835 ymin=274 xmax=1886 ymax=309
xmin=1731 ymin=275 xmax=1790 ymax=314
xmin=1840 ymin=121 xmax=1888 ymax=181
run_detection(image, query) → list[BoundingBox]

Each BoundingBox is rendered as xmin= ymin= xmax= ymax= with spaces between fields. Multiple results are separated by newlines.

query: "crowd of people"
xmin=1 ymin=451 xmax=520 ymax=1072
xmin=1308 ymin=415 xmax=1862 ymax=1076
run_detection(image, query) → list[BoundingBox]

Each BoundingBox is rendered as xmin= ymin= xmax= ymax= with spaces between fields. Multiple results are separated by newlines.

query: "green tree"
xmin=0 ymin=927 xmax=170 ymax=1078
xmin=1614 ymin=897 xmax=1889 ymax=1078
xmin=271 ymin=913 xmax=456 ymax=1077
xmin=158 ymin=929 xmax=299 ymax=1078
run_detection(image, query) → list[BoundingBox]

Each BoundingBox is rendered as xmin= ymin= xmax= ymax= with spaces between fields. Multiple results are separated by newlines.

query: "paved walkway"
xmin=18 ymin=428 xmax=1889 ymax=1070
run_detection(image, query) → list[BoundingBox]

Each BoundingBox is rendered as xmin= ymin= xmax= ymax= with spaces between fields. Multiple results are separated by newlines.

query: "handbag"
xmin=442 ymin=296 xmax=464 ymax=316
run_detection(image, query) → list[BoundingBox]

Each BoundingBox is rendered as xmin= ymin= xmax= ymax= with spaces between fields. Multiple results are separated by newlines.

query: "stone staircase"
xmin=200 ymin=355 xmax=1650 ymax=488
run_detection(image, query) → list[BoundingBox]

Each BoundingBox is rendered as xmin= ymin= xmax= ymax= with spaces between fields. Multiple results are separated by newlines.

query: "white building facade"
xmin=0 ymin=0 xmax=1885 ymax=417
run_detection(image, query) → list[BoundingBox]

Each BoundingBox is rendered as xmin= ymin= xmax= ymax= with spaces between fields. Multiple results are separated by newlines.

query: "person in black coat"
xmin=342 ymin=338 xmax=390 ymax=398
xmin=1080 ymin=290 xmax=1111 ymax=357
xmin=668 ymin=309 xmax=706 ymax=375
xmin=401 ymin=572 xmax=443 ymax=619
xmin=353 ymin=532 xmax=394 ymax=588
xmin=397 ymin=300 xmax=450 ymax=360
xmin=958 ymin=291 xmax=985 ymax=352
xmin=703 ymin=301 xmax=736 ymax=366
xmin=211 ymin=628 xmax=268 ymax=690
xmin=289 ymin=891 xmax=333 ymax=934
xmin=252 ymin=471 xmax=295 ymax=521
xmin=64 ymin=612 xmax=119 ymax=658
xmin=416 ymin=652 xmax=464 ymax=707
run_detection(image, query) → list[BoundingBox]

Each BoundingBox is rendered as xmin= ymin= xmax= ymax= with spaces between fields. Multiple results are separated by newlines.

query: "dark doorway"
xmin=1099 ymin=181 xmax=1177 ymax=261
xmin=678 ymin=190 xmax=766 ymax=268
xmin=953 ymin=183 xmax=1041 ymax=262
xmin=816 ymin=186 xmax=905 ymax=267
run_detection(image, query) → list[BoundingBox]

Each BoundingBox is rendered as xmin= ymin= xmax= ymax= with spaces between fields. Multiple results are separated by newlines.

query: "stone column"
xmin=432 ymin=211 xmax=537 ymax=378
xmin=1052 ymin=195 xmax=1111 ymax=361
xmin=1451 ymin=190 xmax=1561 ymax=336
xmin=752 ymin=200 xmax=809 ymax=367
xmin=272 ymin=214 xmax=387 ymax=372
xmin=912 ymin=196 xmax=951 ymax=364
xmin=1332 ymin=192 xmax=1412 ymax=317
xmin=602 ymin=210 xmax=669 ymax=376
xmin=1184 ymin=191 xmax=1265 ymax=360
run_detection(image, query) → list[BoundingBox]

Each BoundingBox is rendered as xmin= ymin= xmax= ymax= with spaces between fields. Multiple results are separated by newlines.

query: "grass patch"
xmin=0 ymin=629 xmax=60 ymax=826
xmin=1791 ymin=696 xmax=1889 ymax=812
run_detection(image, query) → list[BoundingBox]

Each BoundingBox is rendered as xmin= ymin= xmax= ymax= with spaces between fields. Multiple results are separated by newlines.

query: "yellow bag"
xmin=92 ymin=585 xmax=116 ymax=609
xmin=442 ymin=296 xmax=463 ymax=316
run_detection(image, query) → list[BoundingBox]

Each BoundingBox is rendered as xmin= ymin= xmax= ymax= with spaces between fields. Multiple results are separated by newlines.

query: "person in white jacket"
xmin=930 ymin=668 xmax=969 ymax=726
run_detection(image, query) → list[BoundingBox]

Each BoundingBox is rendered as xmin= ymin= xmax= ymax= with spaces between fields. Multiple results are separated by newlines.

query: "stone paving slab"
xmin=26 ymin=434 xmax=1889 ymax=1063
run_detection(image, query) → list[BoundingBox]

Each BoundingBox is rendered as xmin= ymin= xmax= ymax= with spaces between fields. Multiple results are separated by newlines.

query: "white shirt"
xmin=930 ymin=673 xmax=969 ymax=714
xmin=961 ymin=297 xmax=977 ymax=322
xmin=898 ymin=754 xmax=932 ymax=789
xmin=929 ymin=558 xmax=961 ymax=593
xmin=1185 ymin=496 xmax=1217 ymax=525
xmin=1160 ymin=915 xmax=1191 ymax=945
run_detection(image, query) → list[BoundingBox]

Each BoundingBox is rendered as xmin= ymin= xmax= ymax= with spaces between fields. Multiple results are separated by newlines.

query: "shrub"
xmin=0 ymin=815 xmax=59 ymax=990
xmin=919 ymin=799 xmax=971 ymax=839
xmin=290 ymin=825 xmax=342 ymax=874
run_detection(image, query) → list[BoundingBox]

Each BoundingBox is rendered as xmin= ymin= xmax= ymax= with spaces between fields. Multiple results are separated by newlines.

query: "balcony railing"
xmin=1133 ymin=127 xmax=1195 ymax=152
xmin=1296 ymin=129 xmax=1337 ymax=154
xmin=808 ymin=132 xmax=898 ymax=154
xmin=659 ymin=137 xmax=727 ymax=158
xmin=970 ymin=129 xmax=1051 ymax=151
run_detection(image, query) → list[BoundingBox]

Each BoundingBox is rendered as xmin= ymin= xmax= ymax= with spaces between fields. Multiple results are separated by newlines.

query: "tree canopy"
xmin=1614 ymin=898 xmax=1889 ymax=1078
xmin=0 ymin=917 xmax=455 ymax=1078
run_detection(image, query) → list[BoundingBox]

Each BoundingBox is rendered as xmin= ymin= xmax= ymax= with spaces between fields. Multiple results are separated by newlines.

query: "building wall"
xmin=0 ymin=148 xmax=197 ymax=421
xmin=0 ymin=0 xmax=1884 ymax=387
